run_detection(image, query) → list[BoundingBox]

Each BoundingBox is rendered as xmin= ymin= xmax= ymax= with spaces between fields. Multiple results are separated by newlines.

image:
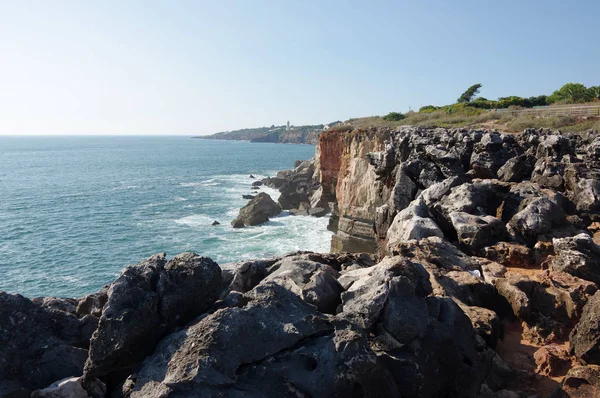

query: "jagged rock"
xmin=308 ymin=206 xmax=328 ymax=217
xmin=507 ymin=197 xmax=566 ymax=244
xmin=242 ymin=194 xmax=255 ymax=200
xmin=84 ymin=253 xmax=221 ymax=380
xmin=249 ymin=174 xmax=255 ymax=179
xmin=0 ymin=292 xmax=96 ymax=391
xmin=460 ymin=304 xmax=502 ymax=348
xmin=449 ymin=211 xmax=506 ymax=252
xmin=570 ymin=291 xmax=600 ymax=365
xmin=497 ymin=154 xmax=535 ymax=182
xmin=260 ymin=256 xmax=343 ymax=314
xmin=496 ymin=270 xmax=596 ymax=343
xmin=392 ymin=236 xmax=482 ymax=272
xmin=386 ymin=197 xmax=444 ymax=251
xmin=534 ymin=345 xmax=570 ymax=377
xmin=550 ymin=365 xmax=600 ymax=398
xmin=482 ymin=242 xmax=533 ymax=268
xmin=480 ymin=260 xmax=507 ymax=284
xmin=211 ymin=220 xmax=220 ymax=226
xmin=551 ymin=233 xmax=600 ymax=285
xmin=231 ymin=192 xmax=282 ymax=227
xmin=338 ymin=256 xmax=432 ymax=329
xmin=251 ymin=180 xmax=263 ymax=187
xmin=129 ymin=283 xmax=398 ymax=397
xmin=31 ymin=376 xmax=105 ymax=398
xmin=531 ymin=158 xmax=566 ymax=190
xmin=76 ymin=290 xmax=108 ymax=318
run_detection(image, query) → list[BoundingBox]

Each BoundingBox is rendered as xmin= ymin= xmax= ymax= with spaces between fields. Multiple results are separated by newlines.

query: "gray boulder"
xmin=386 ymin=196 xmax=444 ymax=251
xmin=506 ymin=197 xmax=566 ymax=244
xmin=84 ymin=253 xmax=221 ymax=380
xmin=129 ymin=283 xmax=397 ymax=397
xmin=570 ymin=291 xmax=600 ymax=365
xmin=449 ymin=211 xmax=506 ymax=252
xmin=31 ymin=376 xmax=105 ymax=398
xmin=231 ymin=192 xmax=281 ymax=227
xmin=0 ymin=292 xmax=96 ymax=392
xmin=551 ymin=233 xmax=600 ymax=285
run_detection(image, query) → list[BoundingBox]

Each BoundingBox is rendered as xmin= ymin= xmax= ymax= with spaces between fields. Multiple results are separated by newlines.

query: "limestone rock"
xmin=385 ymin=196 xmax=444 ymax=251
xmin=449 ymin=211 xmax=506 ymax=252
xmin=31 ymin=376 xmax=105 ymax=398
xmin=551 ymin=233 xmax=600 ymax=285
xmin=231 ymin=192 xmax=282 ymax=227
xmin=129 ymin=283 xmax=397 ymax=397
xmin=0 ymin=292 xmax=95 ymax=391
xmin=570 ymin=291 xmax=600 ymax=365
xmin=84 ymin=253 xmax=221 ymax=379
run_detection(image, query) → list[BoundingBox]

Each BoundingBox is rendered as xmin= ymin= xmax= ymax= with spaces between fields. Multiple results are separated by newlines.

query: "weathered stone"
xmin=449 ymin=211 xmax=506 ymax=252
xmin=534 ymin=345 xmax=570 ymax=377
xmin=0 ymin=292 xmax=95 ymax=391
xmin=231 ymin=192 xmax=282 ymax=227
xmin=551 ymin=233 xmax=600 ymax=285
xmin=570 ymin=291 xmax=600 ymax=365
xmin=129 ymin=283 xmax=397 ymax=397
xmin=507 ymin=197 xmax=566 ymax=244
xmin=31 ymin=376 xmax=105 ymax=398
xmin=550 ymin=365 xmax=600 ymax=398
xmin=84 ymin=253 xmax=221 ymax=380
xmin=385 ymin=197 xmax=444 ymax=251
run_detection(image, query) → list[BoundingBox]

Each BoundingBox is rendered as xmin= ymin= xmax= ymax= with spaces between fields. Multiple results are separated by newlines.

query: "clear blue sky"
xmin=0 ymin=0 xmax=597 ymax=135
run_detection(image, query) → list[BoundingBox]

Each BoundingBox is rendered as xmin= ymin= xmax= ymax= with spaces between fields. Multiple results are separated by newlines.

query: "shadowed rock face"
xmin=0 ymin=292 xmax=96 ymax=392
xmin=84 ymin=253 xmax=221 ymax=381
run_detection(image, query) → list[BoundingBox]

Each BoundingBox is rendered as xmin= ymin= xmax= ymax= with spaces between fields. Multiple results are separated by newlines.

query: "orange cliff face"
xmin=316 ymin=128 xmax=390 ymax=253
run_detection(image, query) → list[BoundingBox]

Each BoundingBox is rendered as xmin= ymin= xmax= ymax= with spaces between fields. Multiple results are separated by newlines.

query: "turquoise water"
xmin=0 ymin=136 xmax=331 ymax=298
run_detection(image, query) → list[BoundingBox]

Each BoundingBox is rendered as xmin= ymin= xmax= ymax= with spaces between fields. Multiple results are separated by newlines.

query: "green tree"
xmin=382 ymin=112 xmax=405 ymax=121
xmin=547 ymin=83 xmax=591 ymax=104
xmin=588 ymin=86 xmax=600 ymax=101
xmin=457 ymin=84 xmax=482 ymax=103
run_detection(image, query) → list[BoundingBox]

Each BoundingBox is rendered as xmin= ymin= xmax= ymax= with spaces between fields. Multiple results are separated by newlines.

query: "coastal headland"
xmin=4 ymin=126 xmax=600 ymax=397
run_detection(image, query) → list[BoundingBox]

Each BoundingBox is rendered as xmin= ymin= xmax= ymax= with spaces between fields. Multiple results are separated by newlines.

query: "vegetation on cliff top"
xmin=334 ymin=82 xmax=600 ymax=134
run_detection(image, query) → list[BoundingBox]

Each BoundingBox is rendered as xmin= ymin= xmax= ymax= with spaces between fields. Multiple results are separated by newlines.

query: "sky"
xmin=0 ymin=0 xmax=598 ymax=136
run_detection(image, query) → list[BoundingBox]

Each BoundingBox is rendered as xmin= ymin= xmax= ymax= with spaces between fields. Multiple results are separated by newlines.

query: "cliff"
xmin=194 ymin=123 xmax=338 ymax=145
xmin=5 ymin=127 xmax=600 ymax=397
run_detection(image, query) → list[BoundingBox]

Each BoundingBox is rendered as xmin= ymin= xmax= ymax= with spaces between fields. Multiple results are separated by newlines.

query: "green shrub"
xmin=383 ymin=112 xmax=406 ymax=121
xmin=419 ymin=105 xmax=438 ymax=113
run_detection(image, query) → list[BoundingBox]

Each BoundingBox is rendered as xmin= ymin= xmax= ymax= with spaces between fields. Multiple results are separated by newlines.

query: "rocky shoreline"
xmin=3 ymin=127 xmax=600 ymax=397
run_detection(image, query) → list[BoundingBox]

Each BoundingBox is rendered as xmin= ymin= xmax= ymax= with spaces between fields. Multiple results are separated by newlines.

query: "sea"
xmin=0 ymin=136 xmax=332 ymax=298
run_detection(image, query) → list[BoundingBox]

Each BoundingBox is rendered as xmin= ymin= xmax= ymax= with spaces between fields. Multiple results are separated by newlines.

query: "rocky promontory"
xmin=3 ymin=126 xmax=600 ymax=397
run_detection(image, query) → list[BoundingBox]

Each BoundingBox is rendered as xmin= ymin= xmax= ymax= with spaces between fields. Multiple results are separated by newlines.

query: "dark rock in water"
xmin=231 ymin=192 xmax=281 ymax=227
xmin=31 ymin=376 xmax=106 ymax=398
xmin=231 ymin=218 xmax=245 ymax=228
xmin=249 ymin=174 xmax=255 ymax=179
xmin=251 ymin=180 xmax=263 ymax=187
xmin=308 ymin=206 xmax=328 ymax=217
xmin=129 ymin=283 xmax=397 ymax=397
xmin=242 ymin=194 xmax=255 ymax=200
xmin=551 ymin=233 xmax=600 ymax=285
xmin=0 ymin=291 xmax=96 ymax=392
xmin=570 ymin=291 xmax=600 ymax=365
xmin=84 ymin=253 xmax=221 ymax=381
xmin=211 ymin=220 xmax=220 ymax=226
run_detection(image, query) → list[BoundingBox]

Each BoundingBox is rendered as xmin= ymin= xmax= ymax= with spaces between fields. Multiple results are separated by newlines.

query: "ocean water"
xmin=0 ymin=136 xmax=332 ymax=298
